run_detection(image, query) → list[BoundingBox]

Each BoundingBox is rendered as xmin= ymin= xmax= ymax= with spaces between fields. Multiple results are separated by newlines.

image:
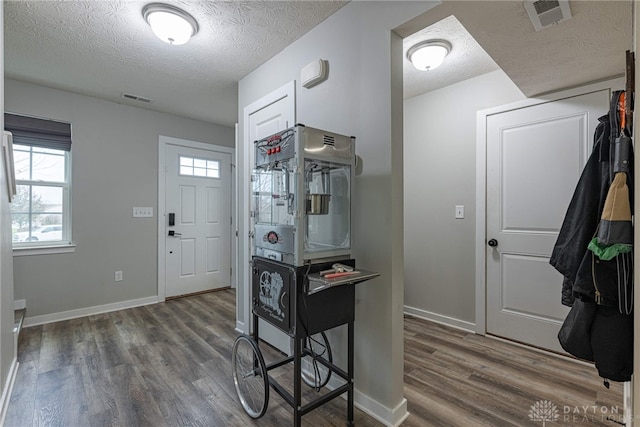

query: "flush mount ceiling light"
xmin=407 ymin=40 xmax=451 ymax=71
xmin=143 ymin=3 xmax=199 ymax=45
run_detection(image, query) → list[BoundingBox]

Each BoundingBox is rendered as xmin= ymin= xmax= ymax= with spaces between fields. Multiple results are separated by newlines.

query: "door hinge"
xmin=251 ymin=174 xmax=256 ymax=182
xmin=249 ymin=231 xmax=255 ymax=238
xmin=230 ymin=216 xmax=233 ymax=225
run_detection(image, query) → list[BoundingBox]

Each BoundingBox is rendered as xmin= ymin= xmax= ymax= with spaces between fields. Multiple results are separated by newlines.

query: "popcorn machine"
xmin=252 ymin=124 xmax=354 ymax=266
xmin=231 ymin=125 xmax=378 ymax=427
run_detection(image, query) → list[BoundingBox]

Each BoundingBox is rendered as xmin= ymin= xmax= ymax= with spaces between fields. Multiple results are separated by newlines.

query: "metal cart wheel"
xmin=232 ymin=335 xmax=269 ymax=418
xmin=301 ymin=331 xmax=333 ymax=389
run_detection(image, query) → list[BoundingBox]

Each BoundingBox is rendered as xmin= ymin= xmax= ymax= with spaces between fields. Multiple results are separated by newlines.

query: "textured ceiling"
xmin=5 ymin=1 xmax=634 ymax=126
xmin=4 ymin=0 xmax=347 ymax=127
xmin=398 ymin=0 xmax=633 ymax=99
xmin=403 ymin=15 xmax=499 ymax=100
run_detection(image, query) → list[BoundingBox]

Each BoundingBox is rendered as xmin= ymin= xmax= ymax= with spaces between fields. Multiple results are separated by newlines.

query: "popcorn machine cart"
xmin=232 ymin=125 xmax=378 ymax=426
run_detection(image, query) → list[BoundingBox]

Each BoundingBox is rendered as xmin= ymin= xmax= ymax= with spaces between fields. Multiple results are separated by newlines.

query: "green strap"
xmin=587 ymin=237 xmax=633 ymax=261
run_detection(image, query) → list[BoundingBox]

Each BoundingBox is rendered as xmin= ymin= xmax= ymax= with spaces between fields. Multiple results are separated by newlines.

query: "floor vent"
xmin=524 ymin=0 xmax=571 ymax=32
xmin=122 ymin=92 xmax=152 ymax=103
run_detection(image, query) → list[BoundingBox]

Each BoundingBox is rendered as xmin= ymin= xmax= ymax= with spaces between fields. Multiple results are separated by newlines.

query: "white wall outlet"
xmin=455 ymin=205 xmax=465 ymax=219
xmin=133 ymin=207 xmax=153 ymax=218
xmin=115 ymin=270 xmax=123 ymax=282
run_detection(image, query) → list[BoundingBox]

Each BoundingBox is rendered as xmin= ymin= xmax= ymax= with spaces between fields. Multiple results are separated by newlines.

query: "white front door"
xmin=164 ymin=142 xmax=231 ymax=298
xmin=246 ymin=84 xmax=294 ymax=353
xmin=486 ymin=89 xmax=609 ymax=352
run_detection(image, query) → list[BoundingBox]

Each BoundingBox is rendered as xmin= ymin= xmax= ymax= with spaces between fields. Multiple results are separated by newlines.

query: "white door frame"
xmin=157 ymin=135 xmax=235 ymax=302
xmin=238 ymin=81 xmax=295 ymax=333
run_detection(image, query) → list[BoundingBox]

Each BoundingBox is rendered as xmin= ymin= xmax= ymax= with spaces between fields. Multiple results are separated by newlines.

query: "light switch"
xmin=455 ymin=205 xmax=464 ymax=219
xmin=133 ymin=207 xmax=153 ymax=218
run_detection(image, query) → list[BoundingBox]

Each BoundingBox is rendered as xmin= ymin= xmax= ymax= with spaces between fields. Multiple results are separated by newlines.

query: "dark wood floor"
xmin=5 ymin=290 xmax=622 ymax=426
xmin=402 ymin=316 xmax=623 ymax=427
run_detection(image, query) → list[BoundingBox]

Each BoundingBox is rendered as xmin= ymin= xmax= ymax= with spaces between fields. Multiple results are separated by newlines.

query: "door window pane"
xmin=179 ymin=156 xmax=220 ymax=179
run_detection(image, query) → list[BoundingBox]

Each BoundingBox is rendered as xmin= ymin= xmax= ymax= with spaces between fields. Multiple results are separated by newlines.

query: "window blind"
xmin=4 ymin=113 xmax=72 ymax=151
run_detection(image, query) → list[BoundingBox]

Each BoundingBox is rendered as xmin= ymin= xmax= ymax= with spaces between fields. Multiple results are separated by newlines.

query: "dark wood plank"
xmin=5 ymin=360 xmax=37 ymax=427
xmin=105 ymin=363 xmax=166 ymax=426
xmin=89 ymin=314 xmax=133 ymax=369
xmin=34 ymin=364 xmax=90 ymax=427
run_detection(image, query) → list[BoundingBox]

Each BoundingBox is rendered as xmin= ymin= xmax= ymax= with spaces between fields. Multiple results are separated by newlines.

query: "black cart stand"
xmin=248 ymin=256 xmax=377 ymax=427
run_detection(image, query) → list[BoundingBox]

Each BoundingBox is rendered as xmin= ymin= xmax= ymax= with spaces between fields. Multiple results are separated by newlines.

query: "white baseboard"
xmin=235 ymin=320 xmax=246 ymax=335
xmin=404 ymin=305 xmax=475 ymax=333
xmin=0 ymin=358 xmax=18 ymax=427
xmin=13 ymin=300 xmax=25 ymax=311
xmin=325 ymin=377 xmax=408 ymax=426
xmin=624 ymin=381 xmax=632 ymax=427
xmin=355 ymin=391 xmax=409 ymax=427
xmin=23 ymin=296 xmax=160 ymax=327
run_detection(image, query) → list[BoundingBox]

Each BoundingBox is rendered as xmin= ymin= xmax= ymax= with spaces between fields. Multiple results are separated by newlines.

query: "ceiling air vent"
xmin=524 ymin=0 xmax=571 ymax=32
xmin=121 ymin=92 xmax=152 ymax=103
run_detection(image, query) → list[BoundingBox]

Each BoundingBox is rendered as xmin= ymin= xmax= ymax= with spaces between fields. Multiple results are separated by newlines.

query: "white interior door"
xmin=486 ymin=89 xmax=609 ymax=352
xmin=165 ymin=143 xmax=231 ymax=298
xmin=247 ymin=88 xmax=294 ymax=354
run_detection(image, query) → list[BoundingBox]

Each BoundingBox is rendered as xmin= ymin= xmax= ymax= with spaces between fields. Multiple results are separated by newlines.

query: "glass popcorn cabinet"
xmin=252 ymin=125 xmax=354 ymax=267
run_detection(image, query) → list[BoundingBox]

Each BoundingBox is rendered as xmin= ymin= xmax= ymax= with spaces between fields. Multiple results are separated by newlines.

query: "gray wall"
xmin=6 ymin=79 xmax=234 ymax=319
xmin=238 ymin=1 xmax=436 ymax=421
xmin=403 ymin=70 xmax=525 ymax=325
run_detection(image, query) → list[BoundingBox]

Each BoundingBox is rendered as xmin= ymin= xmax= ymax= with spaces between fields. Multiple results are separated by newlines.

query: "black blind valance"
xmin=4 ymin=113 xmax=72 ymax=151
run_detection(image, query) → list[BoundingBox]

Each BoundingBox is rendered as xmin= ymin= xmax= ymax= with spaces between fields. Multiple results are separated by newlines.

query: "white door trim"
xmin=233 ymin=124 xmax=239 ymax=290
xmin=238 ymin=80 xmax=295 ymax=333
xmin=157 ymin=135 xmax=235 ymax=302
xmin=474 ymin=77 xmax=623 ymax=335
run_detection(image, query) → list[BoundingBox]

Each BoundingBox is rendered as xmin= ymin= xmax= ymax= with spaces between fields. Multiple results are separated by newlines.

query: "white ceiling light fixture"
xmin=407 ymin=40 xmax=451 ymax=71
xmin=143 ymin=3 xmax=198 ymax=45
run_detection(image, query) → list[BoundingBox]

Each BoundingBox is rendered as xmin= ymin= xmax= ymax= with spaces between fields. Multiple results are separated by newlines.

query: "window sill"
xmin=13 ymin=244 xmax=76 ymax=257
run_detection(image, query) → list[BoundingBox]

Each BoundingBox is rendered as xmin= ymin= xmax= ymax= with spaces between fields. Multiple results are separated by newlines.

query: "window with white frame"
xmin=179 ymin=156 xmax=220 ymax=178
xmin=5 ymin=113 xmax=72 ymax=246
